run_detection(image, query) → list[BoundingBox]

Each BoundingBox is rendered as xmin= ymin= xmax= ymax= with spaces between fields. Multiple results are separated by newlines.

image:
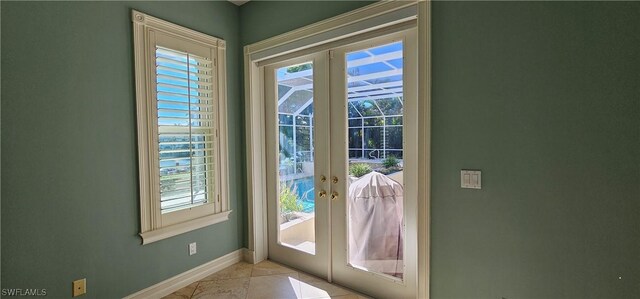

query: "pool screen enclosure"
xmin=277 ymin=41 xmax=404 ymax=176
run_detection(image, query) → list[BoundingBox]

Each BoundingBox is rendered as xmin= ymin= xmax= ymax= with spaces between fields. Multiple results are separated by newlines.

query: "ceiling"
xmin=228 ymin=0 xmax=250 ymax=6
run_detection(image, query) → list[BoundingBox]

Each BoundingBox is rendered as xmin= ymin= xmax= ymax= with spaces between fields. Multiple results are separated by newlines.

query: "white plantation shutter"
xmin=133 ymin=10 xmax=229 ymax=244
xmin=155 ymin=46 xmax=217 ymax=213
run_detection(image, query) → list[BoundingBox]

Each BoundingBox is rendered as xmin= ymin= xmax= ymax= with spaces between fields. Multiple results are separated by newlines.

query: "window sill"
xmin=140 ymin=210 xmax=233 ymax=245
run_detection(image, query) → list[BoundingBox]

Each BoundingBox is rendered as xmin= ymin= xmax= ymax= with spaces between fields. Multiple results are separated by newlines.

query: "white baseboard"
xmin=124 ymin=249 xmax=244 ymax=299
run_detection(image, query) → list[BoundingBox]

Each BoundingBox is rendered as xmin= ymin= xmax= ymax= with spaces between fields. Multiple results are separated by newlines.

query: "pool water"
xmin=286 ymin=177 xmax=315 ymax=213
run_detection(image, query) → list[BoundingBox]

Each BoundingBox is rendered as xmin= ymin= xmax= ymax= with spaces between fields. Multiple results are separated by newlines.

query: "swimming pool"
xmin=286 ymin=177 xmax=315 ymax=213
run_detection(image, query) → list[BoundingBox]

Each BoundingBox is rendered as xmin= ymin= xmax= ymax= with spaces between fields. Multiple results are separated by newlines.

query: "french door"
xmin=265 ymin=51 xmax=331 ymax=277
xmin=265 ymin=28 xmax=417 ymax=298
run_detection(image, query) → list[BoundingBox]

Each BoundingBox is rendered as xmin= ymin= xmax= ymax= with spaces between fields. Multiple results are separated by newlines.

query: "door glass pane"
xmin=276 ymin=62 xmax=316 ymax=255
xmin=346 ymin=41 xmax=404 ymax=279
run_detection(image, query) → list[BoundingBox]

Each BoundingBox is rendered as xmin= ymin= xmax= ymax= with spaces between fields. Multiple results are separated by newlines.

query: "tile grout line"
xmin=183 ymin=261 xmax=363 ymax=299
xmin=244 ymin=262 xmax=254 ymax=299
xmin=188 ymin=281 xmax=199 ymax=299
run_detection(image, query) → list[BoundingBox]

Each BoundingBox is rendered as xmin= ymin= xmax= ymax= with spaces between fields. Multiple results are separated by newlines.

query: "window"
xmin=132 ymin=10 xmax=230 ymax=244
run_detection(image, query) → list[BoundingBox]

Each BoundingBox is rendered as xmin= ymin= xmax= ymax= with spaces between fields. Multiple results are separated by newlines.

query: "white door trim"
xmin=417 ymin=3 xmax=431 ymax=298
xmin=244 ymin=1 xmax=431 ymax=298
xmin=245 ymin=1 xmax=418 ymax=62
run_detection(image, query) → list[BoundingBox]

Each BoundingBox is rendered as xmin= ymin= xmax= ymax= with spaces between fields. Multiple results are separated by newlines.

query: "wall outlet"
xmin=72 ymin=278 xmax=86 ymax=297
xmin=189 ymin=242 xmax=197 ymax=256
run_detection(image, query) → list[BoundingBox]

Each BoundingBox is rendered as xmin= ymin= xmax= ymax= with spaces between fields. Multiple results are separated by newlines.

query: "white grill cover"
xmin=348 ymin=171 xmax=403 ymax=275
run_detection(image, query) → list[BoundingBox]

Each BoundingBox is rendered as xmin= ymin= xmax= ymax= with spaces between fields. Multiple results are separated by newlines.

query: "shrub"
xmin=287 ymin=63 xmax=312 ymax=73
xmin=280 ymin=183 xmax=303 ymax=213
xmin=349 ymin=163 xmax=372 ymax=177
xmin=382 ymin=155 xmax=399 ymax=168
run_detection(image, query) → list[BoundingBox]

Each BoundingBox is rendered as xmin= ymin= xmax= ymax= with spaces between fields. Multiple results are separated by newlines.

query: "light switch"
xmin=471 ymin=174 xmax=479 ymax=185
xmin=461 ymin=170 xmax=481 ymax=189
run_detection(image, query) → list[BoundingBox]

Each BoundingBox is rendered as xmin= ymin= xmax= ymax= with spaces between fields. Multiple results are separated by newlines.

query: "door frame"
xmin=244 ymin=1 xmax=431 ymax=298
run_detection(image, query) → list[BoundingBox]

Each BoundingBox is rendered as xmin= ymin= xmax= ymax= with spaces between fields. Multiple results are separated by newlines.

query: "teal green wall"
xmin=1 ymin=1 xmax=243 ymax=298
xmin=430 ymin=2 xmax=640 ymax=298
xmin=3 ymin=1 xmax=640 ymax=298
xmin=239 ymin=1 xmax=374 ymax=46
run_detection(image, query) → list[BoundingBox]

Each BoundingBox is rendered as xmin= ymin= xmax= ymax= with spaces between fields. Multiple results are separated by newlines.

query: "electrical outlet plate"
xmin=189 ymin=242 xmax=197 ymax=255
xmin=72 ymin=278 xmax=86 ymax=297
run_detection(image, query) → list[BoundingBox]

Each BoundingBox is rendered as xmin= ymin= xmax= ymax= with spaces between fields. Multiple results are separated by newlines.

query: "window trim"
xmin=132 ymin=10 xmax=231 ymax=245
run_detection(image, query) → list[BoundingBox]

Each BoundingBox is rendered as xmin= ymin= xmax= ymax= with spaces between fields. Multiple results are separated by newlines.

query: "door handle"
xmin=318 ymin=190 xmax=327 ymax=198
xmin=331 ymin=191 xmax=339 ymax=201
xmin=332 ymin=176 xmax=339 ymax=184
xmin=320 ymin=175 xmax=327 ymax=183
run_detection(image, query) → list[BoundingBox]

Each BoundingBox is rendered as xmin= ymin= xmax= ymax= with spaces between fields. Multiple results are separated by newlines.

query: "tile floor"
xmin=162 ymin=260 xmax=371 ymax=299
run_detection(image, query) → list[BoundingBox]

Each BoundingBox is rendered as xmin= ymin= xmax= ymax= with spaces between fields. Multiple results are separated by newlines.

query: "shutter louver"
xmin=155 ymin=46 xmax=216 ymax=213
